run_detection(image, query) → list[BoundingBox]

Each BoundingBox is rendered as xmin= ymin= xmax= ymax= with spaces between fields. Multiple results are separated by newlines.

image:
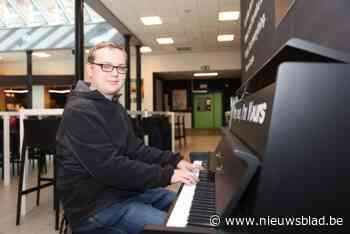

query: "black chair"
xmin=0 ymin=118 xmax=21 ymax=179
xmin=0 ymin=119 xmax=4 ymax=179
xmin=9 ymin=128 xmax=21 ymax=176
xmin=0 ymin=127 xmax=3 ymax=180
xmin=16 ymin=118 xmax=61 ymax=230
xmin=142 ymin=116 xmax=172 ymax=150
xmin=175 ymin=115 xmax=186 ymax=147
xmin=181 ymin=115 xmax=187 ymax=145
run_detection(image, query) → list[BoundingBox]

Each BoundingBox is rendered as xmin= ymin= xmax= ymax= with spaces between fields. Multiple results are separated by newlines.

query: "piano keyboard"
xmin=166 ymin=161 xmax=216 ymax=228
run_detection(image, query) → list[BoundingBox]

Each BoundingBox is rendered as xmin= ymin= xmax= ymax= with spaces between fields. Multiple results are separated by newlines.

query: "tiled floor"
xmin=0 ymin=129 xmax=222 ymax=234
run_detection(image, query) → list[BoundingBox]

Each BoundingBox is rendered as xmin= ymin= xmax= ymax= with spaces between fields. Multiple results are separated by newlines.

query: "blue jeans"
xmin=73 ymin=188 xmax=177 ymax=234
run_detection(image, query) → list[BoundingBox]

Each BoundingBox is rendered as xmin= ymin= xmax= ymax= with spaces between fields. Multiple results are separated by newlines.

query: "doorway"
xmin=193 ymin=92 xmax=222 ymax=128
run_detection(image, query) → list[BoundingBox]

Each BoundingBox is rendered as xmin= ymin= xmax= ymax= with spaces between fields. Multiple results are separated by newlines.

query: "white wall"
xmin=0 ymin=58 xmax=75 ymax=75
xmin=130 ymin=50 xmax=241 ymax=110
xmin=0 ymin=50 xmax=241 ymax=110
xmin=32 ymin=85 xmax=45 ymax=108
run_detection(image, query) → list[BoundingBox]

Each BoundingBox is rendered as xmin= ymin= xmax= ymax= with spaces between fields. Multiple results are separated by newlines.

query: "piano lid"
xmin=237 ymin=38 xmax=350 ymax=96
xmin=231 ymin=38 xmax=350 ymax=160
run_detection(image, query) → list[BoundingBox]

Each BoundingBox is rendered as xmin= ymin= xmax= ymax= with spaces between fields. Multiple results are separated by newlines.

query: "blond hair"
xmin=87 ymin=41 xmax=126 ymax=63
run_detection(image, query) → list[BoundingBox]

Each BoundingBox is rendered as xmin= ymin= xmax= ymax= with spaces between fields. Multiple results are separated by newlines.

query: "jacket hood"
xmin=71 ymin=80 xmax=121 ymax=101
xmin=70 ymin=80 xmax=109 ymax=100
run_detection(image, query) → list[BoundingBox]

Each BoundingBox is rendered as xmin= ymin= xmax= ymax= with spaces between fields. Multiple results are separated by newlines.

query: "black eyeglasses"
xmin=92 ymin=62 xmax=128 ymax=74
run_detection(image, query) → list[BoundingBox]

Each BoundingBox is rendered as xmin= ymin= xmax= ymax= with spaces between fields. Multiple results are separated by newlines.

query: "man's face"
xmin=87 ymin=47 xmax=126 ymax=97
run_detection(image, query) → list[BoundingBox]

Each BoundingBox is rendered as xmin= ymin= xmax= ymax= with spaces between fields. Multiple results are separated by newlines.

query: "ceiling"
xmin=0 ymin=0 xmax=105 ymax=28
xmin=0 ymin=0 xmax=241 ymax=62
xmin=95 ymin=0 xmax=241 ymax=54
xmin=0 ymin=0 xmax=123 ymax=58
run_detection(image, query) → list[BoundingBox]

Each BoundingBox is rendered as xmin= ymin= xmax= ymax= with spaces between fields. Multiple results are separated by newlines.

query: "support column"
xmin=74 ymin=0 xmax=84 ymax=87
xmin=25 ymin=50 xmax=33 ymax=108
xmin=136 ymin=45 xmax=142 ymax=111
xmin=124 ymin=34 xmax=131 ymax=110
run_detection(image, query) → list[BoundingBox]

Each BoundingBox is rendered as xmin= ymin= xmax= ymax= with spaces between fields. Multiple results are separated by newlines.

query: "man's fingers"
xmin=189 ymin=164 xmax=204 ymax=172
xmin=185 ymin=173 xmax=198 ymax=185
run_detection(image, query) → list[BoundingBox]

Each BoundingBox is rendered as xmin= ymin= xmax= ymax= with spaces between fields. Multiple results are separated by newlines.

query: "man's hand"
xmin=177 ymin=159 xmax=203 ymax=173
xmin=171 ymin=169 xmax=199 ymax=185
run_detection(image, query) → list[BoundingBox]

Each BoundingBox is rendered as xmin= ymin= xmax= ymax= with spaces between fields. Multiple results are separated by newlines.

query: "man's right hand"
xmin=171 ymin=169 xmax=199 ymax=185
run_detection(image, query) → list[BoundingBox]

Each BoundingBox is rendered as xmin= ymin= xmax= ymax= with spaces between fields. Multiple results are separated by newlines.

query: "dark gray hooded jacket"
xmin=56 ymin=81 xmax=180 ymax=226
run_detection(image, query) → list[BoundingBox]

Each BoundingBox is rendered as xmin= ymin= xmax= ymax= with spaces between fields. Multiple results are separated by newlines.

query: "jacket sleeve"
xmin=61 ymin=107 xmax=174 ymax=190
xmin=124 ymin=115 xmax=182 ymax=167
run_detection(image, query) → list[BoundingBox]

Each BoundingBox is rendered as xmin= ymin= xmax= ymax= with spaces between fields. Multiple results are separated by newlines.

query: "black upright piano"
xmin=142 ymin=39 xmax=350 ymax=234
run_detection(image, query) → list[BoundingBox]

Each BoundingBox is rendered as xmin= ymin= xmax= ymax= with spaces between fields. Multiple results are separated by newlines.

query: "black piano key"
xmin=190 ymin=210 xmax=217 ymax=217
xmin=194 ymin=187 xmax=215 ymax=193
xmin=193 ymin=193 xmax=215 ymax=199
xmin=196 ymin=184 xmax=215 ymax=189
xmin=194 ymin=190 xmax=215 ymax=195
xmin=192 ymin=204 xmax=216 ymax=210
xmin=195 ymin=183 xmax=213 ymax=187
xmin=192 ymin=203 xmax=216 ymax=209
xmin=192 ymin=199 xmax=215 ymax=205
xmin=190 ymin=207 xmax=217 ymax=212
xmin=192 ymin=197 xmax=215 ymax=202
xmin=194 ymin=191 xmax=215 ymax=196
xmin=191 ymin=205 xmax=216 ymax=211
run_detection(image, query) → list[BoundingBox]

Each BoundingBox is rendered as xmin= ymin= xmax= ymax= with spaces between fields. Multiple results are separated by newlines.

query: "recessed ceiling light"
xmin=140 ymin=46 xmax=152 ymax=53
xmin=33 ymin=52 xmax=51 ymax=58
xmin=217 ymin=34 xmax=235 ymax=42
xmin=4 ymin=89 xmax=29 ymax=93
xmin=49 ymin=89 xmax=71 ymax=94
xmin=219 ymin=11 xmax=240 ymax=21
xmin=193 ymin=72 xmax=218 ymax=77
xmin=140 ymin=16 xmax=162 ymax=25
xmin=156 ymin=37 xmax=174 ymax=45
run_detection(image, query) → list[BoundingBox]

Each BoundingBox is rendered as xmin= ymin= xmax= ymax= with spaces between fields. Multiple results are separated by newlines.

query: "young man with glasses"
xmin=56 ymin=42 xmax=200 ymax=234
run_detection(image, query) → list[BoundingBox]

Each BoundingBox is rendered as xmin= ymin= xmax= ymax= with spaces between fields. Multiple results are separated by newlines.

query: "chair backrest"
xmin=0 ymin=119 xmax=3 ymax=153
xmin=22 ymin=118 xmax=61 ymax=151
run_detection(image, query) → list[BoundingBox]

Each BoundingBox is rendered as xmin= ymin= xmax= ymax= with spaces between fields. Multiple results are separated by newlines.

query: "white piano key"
xmin=166 ymin=161 xmax=202 ymax=227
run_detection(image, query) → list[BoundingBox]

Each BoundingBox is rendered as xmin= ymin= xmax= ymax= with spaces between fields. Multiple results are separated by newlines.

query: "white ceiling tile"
xmin=98 ymin=0 xmax=241 ymax=54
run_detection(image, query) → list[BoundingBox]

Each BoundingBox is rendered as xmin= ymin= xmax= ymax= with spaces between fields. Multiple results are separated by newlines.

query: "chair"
xmin=175 ymin=115 xmax=186 ymax=147
xmin=9 ymin=128 xmax=21 ymax=176
xmin=0 ymin=119 xmax=4 ymax=179
xmin=16 ymin=118 xmax=61 ymax=230
xmin=0 ymin=156 xmax=3 ymax=180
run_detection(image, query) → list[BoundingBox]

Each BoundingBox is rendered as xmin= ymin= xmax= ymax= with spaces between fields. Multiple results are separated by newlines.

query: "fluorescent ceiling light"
xmin=219 ymin=11 xmax=240 ymax=21
xmin=49 ymin=89 xmax=71 ymax=94
xmin=156 ymin=37 xmax=174 ymax=44
xmin=140 ymin=16 xmax=162 ymax=25
xmin=140 ymin=46 xmax=152 ymax=53
xmin=192 ymin=90 xmax=208 ymax=93
xmin=33 ymin=52 xmax=51 ymax=58
xmin=193 ymin=72 xmax=218 ymax=77
xmin=4 ymin=89 xmax=28 ymax=93
xmin=217 ymin=34 xmax=235 ymax=42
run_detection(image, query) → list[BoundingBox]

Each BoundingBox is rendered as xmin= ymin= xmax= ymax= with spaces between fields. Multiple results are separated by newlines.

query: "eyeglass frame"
xmin=91 ymin=62 xmax=128 ymax=74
